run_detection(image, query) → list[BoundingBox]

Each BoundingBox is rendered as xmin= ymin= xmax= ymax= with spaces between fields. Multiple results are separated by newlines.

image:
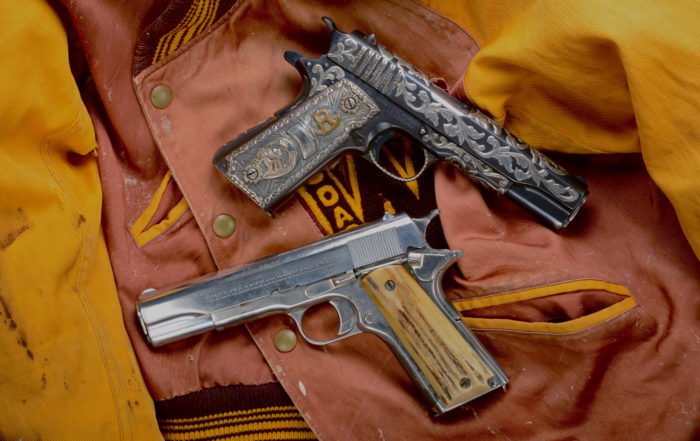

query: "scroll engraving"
xmin=421 ymin=128 xmax=509 ymax=193
xmin=329 ymin=35 xmax=583 ymax=205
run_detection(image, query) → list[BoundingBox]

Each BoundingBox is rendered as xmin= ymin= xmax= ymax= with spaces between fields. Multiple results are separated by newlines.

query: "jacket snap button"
xmin=212 ymin=214 xmax=236 ymax=238
xmin=150 ymin=84 xmax=173 ymax=108
xmin=274 ymin=328 xmax=297 ymax=353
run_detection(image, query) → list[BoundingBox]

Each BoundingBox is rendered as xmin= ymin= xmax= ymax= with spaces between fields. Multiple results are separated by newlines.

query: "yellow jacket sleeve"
xmin=425 ymin=0 xmax=700 ymax=257
xmin=0 ymin=1 xmax=162 ymax=438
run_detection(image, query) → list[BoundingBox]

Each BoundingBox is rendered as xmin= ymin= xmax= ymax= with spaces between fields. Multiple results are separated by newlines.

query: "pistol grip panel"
xmin=214 ymin=78 xmax=379 ymax=212
xmin=361 ymin=264 xmax=496 ymax=411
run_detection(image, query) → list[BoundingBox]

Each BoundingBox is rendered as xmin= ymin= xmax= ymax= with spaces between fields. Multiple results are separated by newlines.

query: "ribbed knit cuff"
xmin=155 ymin=383 xmax=317 ymax=441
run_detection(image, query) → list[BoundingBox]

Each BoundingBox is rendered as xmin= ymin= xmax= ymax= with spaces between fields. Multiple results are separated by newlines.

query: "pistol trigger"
xmin=369 ymin=129 xmax=397 ymax=152
xmin=330 ymin=298 xmax=356 ymax=335
xmin=366 ymin=129 xmax=432 ymax=183
xmin=287 ymin=310 xmax=306 ymax=332
xmin=365 ymin=129 xmax=394 ymax=165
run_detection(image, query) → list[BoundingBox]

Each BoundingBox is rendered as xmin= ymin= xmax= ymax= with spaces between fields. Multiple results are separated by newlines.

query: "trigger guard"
xmin=288 ymin=302 xmax=361 ymax=347
xmin=366 ymin=138 xmax=432 ymax=183
xmin=330 ymin=298 xmax=357 ymax=335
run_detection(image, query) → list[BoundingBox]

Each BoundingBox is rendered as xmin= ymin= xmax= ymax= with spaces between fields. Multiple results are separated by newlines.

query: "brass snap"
xmin=150 ymin=84 xmax=173 ymax=109
xmin=274 ymin=328 xmax=298 ymax=353
xmin=212 ymin=214 xmax=236 ymax=238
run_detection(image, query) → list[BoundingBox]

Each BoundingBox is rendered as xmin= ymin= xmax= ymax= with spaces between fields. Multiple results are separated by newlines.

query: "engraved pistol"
xmin=137 ymin=211 xmax=508 ymax=414
xmin=214 ymin=18 xmax=588 ymax=228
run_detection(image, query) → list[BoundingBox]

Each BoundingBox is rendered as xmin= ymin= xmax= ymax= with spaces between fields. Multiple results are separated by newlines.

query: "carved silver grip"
xmin=215 ymin=78 xmax=379 ymax=213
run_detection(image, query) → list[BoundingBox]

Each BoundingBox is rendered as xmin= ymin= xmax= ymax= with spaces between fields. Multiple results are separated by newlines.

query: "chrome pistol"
xmin=137 ymin=212 xmax=507 ymax=414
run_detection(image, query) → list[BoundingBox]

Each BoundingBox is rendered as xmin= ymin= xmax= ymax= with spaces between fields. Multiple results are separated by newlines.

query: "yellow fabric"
xmin=129 ymin=170 xmax=189 ymax=246
xmin=462 ymin=297 xmax=636 ymax=334
xmin=453 ymin=280 xmax=636 ymax=334
xmin=0 ymin=1 xmax=162 ymax=439
xmin=453 ymin=279 xmax=630 ymax=309
xmin=425 ymin=0 xmax=700 ymax=257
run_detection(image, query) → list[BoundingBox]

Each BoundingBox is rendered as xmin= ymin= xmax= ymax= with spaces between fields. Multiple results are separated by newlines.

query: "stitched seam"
xmin=406 ymin=0 xmax=481 ymax=53
xmin=40 ymin=106 xmax=128 ymax=440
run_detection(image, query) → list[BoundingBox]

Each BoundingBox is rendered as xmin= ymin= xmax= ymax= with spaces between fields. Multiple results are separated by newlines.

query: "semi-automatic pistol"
xmin=137 ymin=212 xmax=508 ymax=414
xmin=213 ymin=18 xmax=588 ymax=228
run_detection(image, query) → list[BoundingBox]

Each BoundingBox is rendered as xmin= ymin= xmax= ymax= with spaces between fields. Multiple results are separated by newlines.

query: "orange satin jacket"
xmin=1 ymin=0 xmax=698 ymax=440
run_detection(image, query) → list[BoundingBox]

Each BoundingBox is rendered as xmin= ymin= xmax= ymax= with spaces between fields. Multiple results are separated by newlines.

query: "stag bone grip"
xmin=361 ymin=263 xmax=501 ymax=410
xmin=136 ymin=212 xmax=508 ymax=415
xmin=213 ymin=18 xmax=588 ymax=228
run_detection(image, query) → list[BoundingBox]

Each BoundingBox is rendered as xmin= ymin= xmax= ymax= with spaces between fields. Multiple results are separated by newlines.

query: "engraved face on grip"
xmin=242 ymin=137 xmax=298 ymax=183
